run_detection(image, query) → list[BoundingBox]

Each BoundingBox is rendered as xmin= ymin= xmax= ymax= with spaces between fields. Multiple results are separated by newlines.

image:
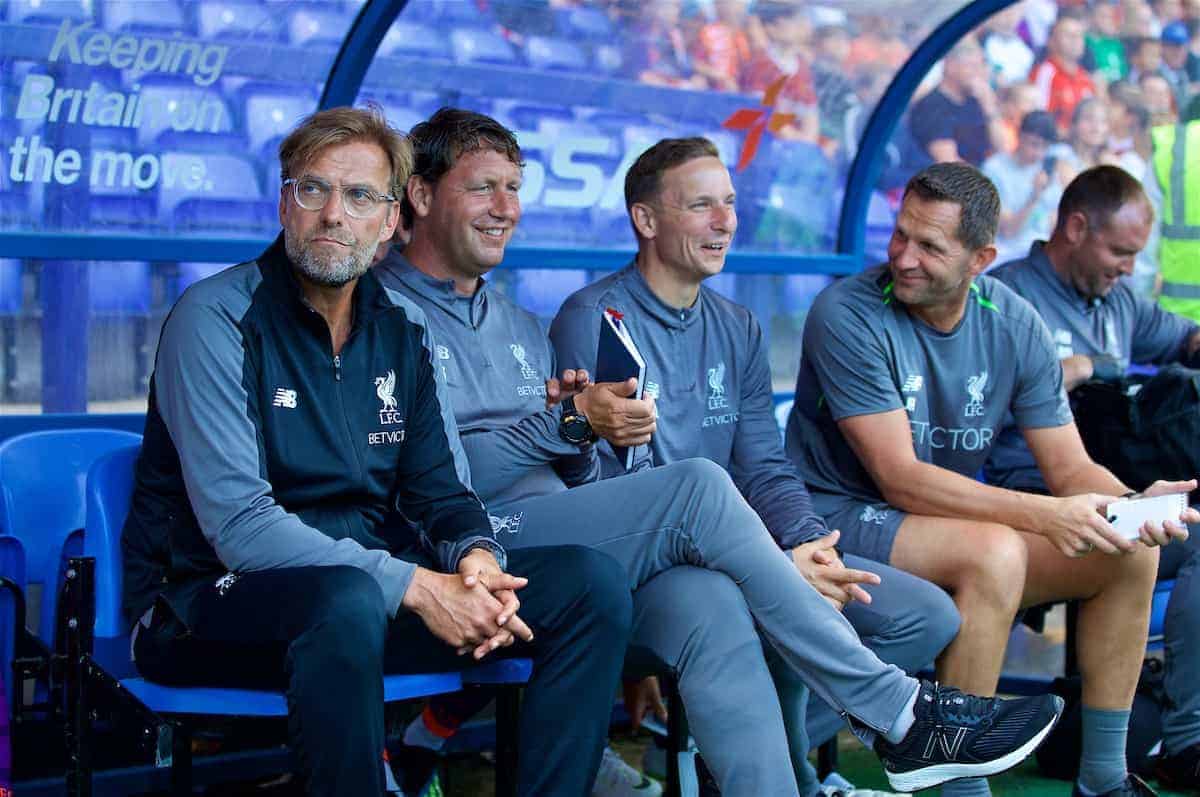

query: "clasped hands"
xmin=402 ymin=548 xmax=533 ymax=661
xmin=790 ymin=529 xmax=881 ymax=611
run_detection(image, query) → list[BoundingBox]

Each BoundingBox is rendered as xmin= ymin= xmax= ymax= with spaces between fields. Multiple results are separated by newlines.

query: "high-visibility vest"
xmin=1152 ymin=122 xmax=1200 ymax=322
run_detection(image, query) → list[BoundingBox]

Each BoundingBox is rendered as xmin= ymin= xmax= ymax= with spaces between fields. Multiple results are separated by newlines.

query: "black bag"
xmin=1070 ymin=364 xmax=1200 ymax=503
xmin=1035 ymin=658 xmax=1166 ymax=780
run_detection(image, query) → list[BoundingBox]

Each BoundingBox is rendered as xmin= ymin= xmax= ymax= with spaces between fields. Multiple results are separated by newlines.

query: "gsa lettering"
xmin=909 ymin=421 xmax=994 ymax=451
xmin=518 ymin=131 xmax=655 ymax=212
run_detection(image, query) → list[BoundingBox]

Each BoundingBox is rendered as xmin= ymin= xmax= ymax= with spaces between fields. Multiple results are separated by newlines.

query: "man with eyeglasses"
xmin=120 ymin=106 xmax=635 ymax=796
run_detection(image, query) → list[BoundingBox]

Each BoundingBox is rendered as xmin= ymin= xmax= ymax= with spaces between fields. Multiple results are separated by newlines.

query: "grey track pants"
xmin=491 ymin=459 xmax=924 ymax=796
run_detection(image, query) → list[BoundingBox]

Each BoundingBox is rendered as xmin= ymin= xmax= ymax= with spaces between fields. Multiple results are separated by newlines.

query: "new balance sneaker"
xmin=874 ymin=681 xmax=1064 ymax=792
xmin=1154 ymin=743 xmax=1200 ymax=791
xmin=593 ymin=745 xmax=663 ymax=797
xmin=1070 ymin=774 xmax=1157 ymax=796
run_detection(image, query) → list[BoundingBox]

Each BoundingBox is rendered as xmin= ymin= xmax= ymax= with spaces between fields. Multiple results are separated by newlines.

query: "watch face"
xmin=561 ymin=414 xmax=592 ymax=444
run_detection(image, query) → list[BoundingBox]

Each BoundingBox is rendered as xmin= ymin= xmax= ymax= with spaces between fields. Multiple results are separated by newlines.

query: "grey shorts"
xmin=810 ymin=490 xmax=907 ymax=565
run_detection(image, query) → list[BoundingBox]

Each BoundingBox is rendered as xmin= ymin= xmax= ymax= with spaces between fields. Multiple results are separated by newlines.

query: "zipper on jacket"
xmin=333 ymin=354 xmax=342 ymax=381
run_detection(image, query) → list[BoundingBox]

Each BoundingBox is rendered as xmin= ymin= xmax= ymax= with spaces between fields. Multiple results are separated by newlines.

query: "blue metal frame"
xmin=838 ymin=0 xmax=1014 ymax=257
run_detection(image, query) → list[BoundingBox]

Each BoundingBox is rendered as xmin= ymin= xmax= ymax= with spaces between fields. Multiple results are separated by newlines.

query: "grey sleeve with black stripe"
xmin=155 ymin=290 xmax=417 ymax=616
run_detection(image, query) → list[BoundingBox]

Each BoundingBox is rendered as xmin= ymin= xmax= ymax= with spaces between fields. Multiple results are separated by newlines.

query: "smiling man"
xmin=550 ymin=137 xmax=960 ymax=797
xmin=787 ymin=161 xmax=1196 ymax=797
xmin=986 ymin=165 xmax=1200 ymax=791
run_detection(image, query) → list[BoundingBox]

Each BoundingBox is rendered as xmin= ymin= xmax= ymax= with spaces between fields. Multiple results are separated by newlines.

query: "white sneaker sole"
xmin=884 ymin=699 xmax=1065 ymax=793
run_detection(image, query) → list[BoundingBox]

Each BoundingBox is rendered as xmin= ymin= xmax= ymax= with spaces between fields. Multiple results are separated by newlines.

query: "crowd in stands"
xmin=430 ymin=0 xmax=1200 ymax=287
xmin=486 ymin=0 xmax=1200 ymax=292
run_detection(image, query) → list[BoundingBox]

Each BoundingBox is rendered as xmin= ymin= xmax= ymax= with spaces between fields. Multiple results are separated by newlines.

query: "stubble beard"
xmin=285 ymin=226 xmax=375 ymax=288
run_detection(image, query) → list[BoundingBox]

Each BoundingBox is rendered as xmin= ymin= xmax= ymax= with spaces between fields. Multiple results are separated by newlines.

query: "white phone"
xmin=1105 ymin=493 xmax=1188 ymax=540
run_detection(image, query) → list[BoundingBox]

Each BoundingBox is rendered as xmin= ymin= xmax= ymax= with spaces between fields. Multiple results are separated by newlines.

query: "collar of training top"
xmin=1026 ymin=239 xmax=1108 ymax=311
xmin=375 ymin=246 xmax=489 ymax=326
xmin=622 ymin=261 xmax=703 ymax=330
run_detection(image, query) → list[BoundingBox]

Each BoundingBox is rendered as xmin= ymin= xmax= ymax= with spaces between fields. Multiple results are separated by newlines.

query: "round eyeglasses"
xmin=283 ymin=177 xmax=396 ymax=219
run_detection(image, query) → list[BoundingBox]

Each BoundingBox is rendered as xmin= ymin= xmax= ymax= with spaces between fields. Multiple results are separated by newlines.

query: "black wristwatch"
xmin=559 ymin=395 xmax=597 ymax=445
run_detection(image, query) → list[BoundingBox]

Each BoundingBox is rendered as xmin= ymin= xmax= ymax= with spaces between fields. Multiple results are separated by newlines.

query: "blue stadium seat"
xmin=242 ymin=85 xmax=318 ymax=156
xmin=0 ymin=535 xmax=26 ymax=712
xmin=7 ymin=0 xmax=92 ymax=25
xmin=407 ymin=0 xmax=495 ymax=27
xmin=136 ymin=80 xmax=237 ymax=149
xmin=158 ymin=151 xmax=274 ymax=235
xmin=1147 ymin=578 xmax=1174 ymax=650
xmin=525 ymin=35 xmax=588 ymax=73
xmin=593 ymin=43 xmax=623 ymax=75
xmin=504 ymin=102 xmax=576 ymax=133
xmin=378 ymin=20 xmax=451 ymax=59
xmin=195 ymin=0 xmax=280 ymax=41
xmin=555 ymin=6 xmax=613 ymax=41
xmin=72 ymin=444 xmax=532 ymax=793
xmin=155 ymin=130 xmax=248 ymax=156
xmin=102 ymin=0 xmax=184 ymax=33
xmin=450 ymin=27 xmax=519 ymax=67
xmin=86 ymin=193 xmax=159 ymax=232
xmin=286 ymin=7 xmax=351 ymax=49
xmin=0 ymin=429 xmax=143 ymax=646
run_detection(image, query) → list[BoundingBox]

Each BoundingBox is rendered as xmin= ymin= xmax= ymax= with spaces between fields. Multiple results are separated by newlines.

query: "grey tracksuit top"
xmin=375 ymin=249 xmax=599 ymax=510
xmin=549 ymin=263 xmax=827 ymax=549
xmin=122 ymin=236 xmax=494 ymax=627
xmin=986 ymin=241 xmax=1198 ymax=489
xmin=788 ymin=264 xmax=1073 ymax=504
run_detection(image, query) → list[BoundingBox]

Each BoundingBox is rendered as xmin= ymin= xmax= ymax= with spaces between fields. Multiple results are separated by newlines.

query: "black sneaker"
xmin=874 ymin=681 xmax=1064 ymax=792
xmin=1155 ymin=743 xmax=1200 ymax=791
xmin=1070 ymin=774 xmax=1157 ymax=796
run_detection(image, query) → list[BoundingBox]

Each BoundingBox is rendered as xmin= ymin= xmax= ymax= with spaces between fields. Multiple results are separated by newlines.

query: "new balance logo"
xmin=922 ymin=725 xmax=969 ymax=761
xmin=272 ymin=388 xmax=297 ymax=409
xmin=902 ymin=375 xmax=924 ymax=393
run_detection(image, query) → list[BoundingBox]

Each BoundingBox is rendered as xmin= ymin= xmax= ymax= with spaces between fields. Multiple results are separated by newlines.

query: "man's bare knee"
xmin=955 ymin=523 xmax=1027 ymax=609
